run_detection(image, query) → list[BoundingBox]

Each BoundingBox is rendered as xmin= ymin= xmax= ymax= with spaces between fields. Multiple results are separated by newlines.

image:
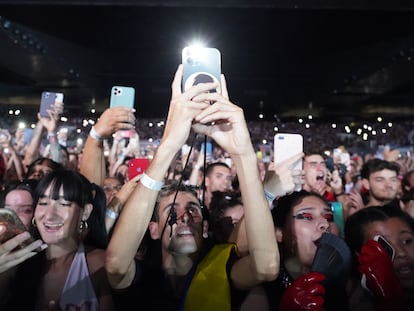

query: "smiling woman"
xmin=0 ymin=169 xmax=114 ymax=311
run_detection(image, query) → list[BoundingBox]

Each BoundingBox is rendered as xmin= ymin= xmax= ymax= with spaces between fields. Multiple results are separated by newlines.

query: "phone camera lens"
xmin=187 ymin=57 xmax=194 ymax=66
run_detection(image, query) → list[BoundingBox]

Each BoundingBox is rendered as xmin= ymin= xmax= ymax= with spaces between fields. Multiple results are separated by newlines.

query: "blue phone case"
xmin=182 ymin=47 xmax=221 ymax=93
xmin=110 ymin=86 xmax=135 ymax=108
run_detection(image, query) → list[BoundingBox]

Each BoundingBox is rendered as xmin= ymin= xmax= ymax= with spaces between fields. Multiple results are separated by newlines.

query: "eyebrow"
xmin=295 ymin=206 xmax=332 ymax=213
xmin=162 ymin=201 xmax=201 ymax=213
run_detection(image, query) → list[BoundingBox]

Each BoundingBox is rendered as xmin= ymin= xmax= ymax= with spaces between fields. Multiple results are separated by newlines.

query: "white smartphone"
xmin=274 ymin=133 xmax=303 ymax=191
xmin=109 ymin=86 xmax=135 ymax=108
xmin=181 ymin=46 xmax=221 ymax=93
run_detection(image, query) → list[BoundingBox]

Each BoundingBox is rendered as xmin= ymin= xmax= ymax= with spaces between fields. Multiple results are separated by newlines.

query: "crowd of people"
xmin=0 ymin=64 xmax=413 ymax=310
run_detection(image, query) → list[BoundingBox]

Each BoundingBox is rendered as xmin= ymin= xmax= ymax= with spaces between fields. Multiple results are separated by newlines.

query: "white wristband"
xmin=89 ymin=126 xmax=104 ymax=142
xmin=106 ymin=208 xmax=119 ymax=220
xmin=140 ymin=173 xmax=164 ymax=191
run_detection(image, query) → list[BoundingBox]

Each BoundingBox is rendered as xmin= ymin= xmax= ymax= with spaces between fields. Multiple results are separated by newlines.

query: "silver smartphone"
xmin=40 ymin=91 xmax=64 ymax=118
xmin=181 ymin=46 xmax=221 ymax=93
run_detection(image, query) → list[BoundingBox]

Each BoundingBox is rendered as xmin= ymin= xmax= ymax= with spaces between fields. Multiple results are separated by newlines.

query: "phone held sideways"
xmin=0 ymin=208 xmax=34 ymax=249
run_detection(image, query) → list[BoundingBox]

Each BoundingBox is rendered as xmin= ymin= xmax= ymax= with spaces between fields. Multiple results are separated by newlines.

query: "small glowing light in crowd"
xmin=372 ymin=130 xmax=377 ymax=135
xmin=382 ymin=128 xmax=387 ymax=134
xmin=363 ymin=124 xmax=368 ymax=129
xmin=377 ymin=116 xmax=382 ymax=122
xmin=91 ymin=108 xmax=96 ymax=114
xmin=262 ymin=139 xmax=267 ymax=144
xmin=324 ymin=150 xmax=331 ymax=156
xmin=367 ymin=126 xmax=372 ymax=131
xmin=60 ymin=116 xmax=68 ymax=122
xmin=157 ymin=122 xmax=163 ymax=127
xmin=76 ymin=128 xmax=81 ymax=133
xmin=148 ymin=138 xmax=153 ymax=142
xmin=14 ymin=110 xmax=20 ymax=115
xmin=388 ymin=122 xmax=393 ymax=127
xmin=259 ymin=113 xmax=264 ymax=119
xmin=77 ymin=138 xmax=83 ymax=145
xmin=345 ymin=125 xmax=351 ymax=133
xmin=363 ymin=133 xmax=368 ymax=140
xmin=88 ymin=119 xmax=95 ymax=125
xmin=8 ymin=110 xmax=13 ymax=115
xmin=305 ymin=123 xmax=310 ymax=128
xmin=298 ymin=118 xmax=303 ymax=123
xmin=273 ymin=126 xmax=278 ymax=132
xmin=357 ymin=128 xmax=362 ymax=135
xmin=308 ymin=114 xmax=313 ymax=120
xmin=18 ymin=122 xmax=25 ymax=129
xmin=331 ymin=123 xmax=337 ymax=128
xmin=148 ymin=122 xmax=154 ymax=127
xmin=82 ymin=120 xmax=89 ymax=127
xmin=31 ymin=123 xmax=36 ymax=129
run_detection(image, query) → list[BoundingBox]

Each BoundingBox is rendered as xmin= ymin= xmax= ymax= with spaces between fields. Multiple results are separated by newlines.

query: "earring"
xmin=79 ymin=220 xmax=88 ymax=233
xmin=31 ymin=217 xmax=37 ymax=227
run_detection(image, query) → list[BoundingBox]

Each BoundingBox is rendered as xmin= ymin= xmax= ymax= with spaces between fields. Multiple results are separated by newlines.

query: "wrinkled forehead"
xmin=305 ymin=154 xmax=324 ymax=162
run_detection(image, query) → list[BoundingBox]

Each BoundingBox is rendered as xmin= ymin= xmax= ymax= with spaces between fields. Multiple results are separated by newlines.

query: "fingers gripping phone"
xmin=40 ymin=91 xmax=64 ymax=118
xmin=274 ymin=133 xmax=303 ymax=191
xmin=182 ymin=46 xmax=221 ymax=93
xmin=0 ymin=208 xmax=34 ymax=248
xmin=360 ymin=235 xmax=395 ymax=291
xmin=110 ymin=86 xmax=135 ymax=108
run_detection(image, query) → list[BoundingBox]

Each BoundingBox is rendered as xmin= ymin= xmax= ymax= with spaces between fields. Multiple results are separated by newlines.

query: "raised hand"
xmin=358 ymin=239 xmax=403 ymax=299
xmin=280 ymin=272 xmax=326 ymax=311
xmin=0 ymin=225 xmax=47 ymax=273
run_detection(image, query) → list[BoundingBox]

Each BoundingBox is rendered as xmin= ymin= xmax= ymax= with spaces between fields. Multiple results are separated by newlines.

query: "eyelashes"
xmin=293 ymin=212 xmax=333 ymax=222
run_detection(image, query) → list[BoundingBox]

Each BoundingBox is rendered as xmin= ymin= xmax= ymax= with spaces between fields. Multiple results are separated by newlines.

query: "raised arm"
xmin=192 ymin=74 xmax=279 ymax=289
xmin=105 ymin=65 xmax=213 ymax=289
xmin=80 ymin=106 xmax=135 ymax=186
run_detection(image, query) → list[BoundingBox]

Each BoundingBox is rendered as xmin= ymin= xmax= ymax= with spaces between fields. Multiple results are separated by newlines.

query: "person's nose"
xmin=318 ymin=216 xmax=330 ymax=232
xmin=177 ymin=211 xmax=191 ymax=224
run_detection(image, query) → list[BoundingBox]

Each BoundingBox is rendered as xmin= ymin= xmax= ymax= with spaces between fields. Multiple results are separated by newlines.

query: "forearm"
xmin=105 ymin=143 xmax=179 ymax=286
xmin=232 ymin=150 xmax=279 ymax=281
xmin=22 ymin=122 xmax=43 ymax=168
xmin=80 ymin=135 xmax=106 ymax=186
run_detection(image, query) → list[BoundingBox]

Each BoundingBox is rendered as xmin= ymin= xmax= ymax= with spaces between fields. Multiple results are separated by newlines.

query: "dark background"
xmin=1 ymin=1 xmax=414 ymax=123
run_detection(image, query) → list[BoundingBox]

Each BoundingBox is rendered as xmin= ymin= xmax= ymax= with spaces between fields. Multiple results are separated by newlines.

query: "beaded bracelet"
xmin=89 ymin=126 xmax=104 ymax=142
xmin=106 ymin=208 xmax=119 ymax=220
xmin=140 ymin=173 xmax=164 ymax=191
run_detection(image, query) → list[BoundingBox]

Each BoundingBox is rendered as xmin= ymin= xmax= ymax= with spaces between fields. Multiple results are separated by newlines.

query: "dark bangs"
xmin=34 ymin=170 xmax=93 ymax=208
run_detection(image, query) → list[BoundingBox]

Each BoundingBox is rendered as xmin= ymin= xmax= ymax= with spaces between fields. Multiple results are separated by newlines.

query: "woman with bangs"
xmin=1 ymin=169 xmax=114 ymax=311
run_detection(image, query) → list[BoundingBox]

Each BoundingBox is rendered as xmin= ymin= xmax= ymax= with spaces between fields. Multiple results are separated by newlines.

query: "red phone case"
xmin=128 ymin=158 xmax=150 ymax=180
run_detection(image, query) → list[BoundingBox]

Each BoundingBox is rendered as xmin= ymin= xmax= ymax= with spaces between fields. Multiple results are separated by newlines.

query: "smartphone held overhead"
xmin=39 ymin=91 xmax=64 ymax=118
xmin=274 ymin=133 xmax=303 ymax=191
xmin=110 ymin=86 xmax=135 ymax=108
xmin=182 ymin=46 xmax=221 ymax=93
